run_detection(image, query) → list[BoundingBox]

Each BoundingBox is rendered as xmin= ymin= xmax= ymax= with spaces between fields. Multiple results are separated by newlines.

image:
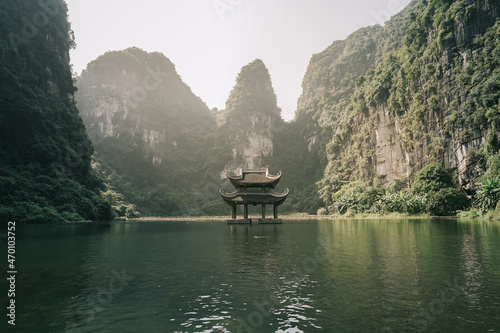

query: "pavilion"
xmin=219 ymin=168 xmax=289 ymax=224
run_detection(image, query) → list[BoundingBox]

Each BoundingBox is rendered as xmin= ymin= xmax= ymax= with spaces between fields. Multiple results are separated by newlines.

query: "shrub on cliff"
xmin=381 ymin=191 xmax=427 ymax=214
xmin=330 ymin=181 xmax=384 ymax=214
xmin=411 ymin=163 xmax=468 ymax=215
xmin=474 ymin=175 xmax=500 ymax=210
xmin=426 ymin=188 xmax=468 ymax=216
xmin=411 ymin=162 xmax=454 ymax=194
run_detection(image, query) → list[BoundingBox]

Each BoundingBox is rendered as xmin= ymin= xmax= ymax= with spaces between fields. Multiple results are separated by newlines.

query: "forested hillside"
xmin=76 ymin=48 xmax=216 ymax=217
xmin=296 ymin=0 xmax=500 ymax=215
xmin=0 ymin=0 xmax=112 ymax=223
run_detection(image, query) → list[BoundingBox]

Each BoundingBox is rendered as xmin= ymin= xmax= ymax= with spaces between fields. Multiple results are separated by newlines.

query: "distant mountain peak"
xmin=224 ymin=59 xmax=280 ymax=118
xmin=218 ymin=59 xmax=282 ymax=170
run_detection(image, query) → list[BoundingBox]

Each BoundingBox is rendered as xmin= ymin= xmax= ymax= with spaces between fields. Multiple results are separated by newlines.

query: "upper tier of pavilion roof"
xmin=227 ymin=168 xmax=282 ymax=189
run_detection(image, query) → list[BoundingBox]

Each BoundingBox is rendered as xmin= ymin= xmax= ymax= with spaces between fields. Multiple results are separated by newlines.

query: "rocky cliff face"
xmin=76 ymin=47 xmax=214 ymax=166
xmin=75 ymin=48 xmax=216 ymax=216
xmin=217 ymin=59 xmax=282 ymax=170
xmin=297 ymin=0 xmax=500 ymax=203
xmin=455 ymin=0 xmax=499 ymax=48
xmin=296 ymin=1 xmax=420 ymax=202
xmin=370 ymin=0 xmax=500 ymax=191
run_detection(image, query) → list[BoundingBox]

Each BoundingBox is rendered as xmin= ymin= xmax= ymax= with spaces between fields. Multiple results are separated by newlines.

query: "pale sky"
xmin=66 ymin=0 xmax=412 ymax=121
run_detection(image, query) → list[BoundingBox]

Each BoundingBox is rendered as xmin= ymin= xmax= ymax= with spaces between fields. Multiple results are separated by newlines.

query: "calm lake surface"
xmin=2 ymin=219 xmax=500 ymax=332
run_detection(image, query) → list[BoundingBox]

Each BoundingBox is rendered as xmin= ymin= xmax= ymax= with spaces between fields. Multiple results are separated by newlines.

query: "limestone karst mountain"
xmin=76 ymin=47 xmax=216 ymax=216
xmin=217 ymin=59 xmax=283 ymax=170
xmin=297 ymin=0 xmax=500 ymax=206
xmin=0 ymin=0 xmax=112 ymax=223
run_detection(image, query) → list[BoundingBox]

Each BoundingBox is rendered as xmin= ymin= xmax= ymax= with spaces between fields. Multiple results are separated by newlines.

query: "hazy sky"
xmin=66 ymin=0 xmax=412 ymax=121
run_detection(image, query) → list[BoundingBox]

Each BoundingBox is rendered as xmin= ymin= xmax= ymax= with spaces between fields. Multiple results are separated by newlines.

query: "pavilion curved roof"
xmin=219 ymin=188 xmax=289 ymax=205
xmin=227 ymin=168 xmax=282 ymax=189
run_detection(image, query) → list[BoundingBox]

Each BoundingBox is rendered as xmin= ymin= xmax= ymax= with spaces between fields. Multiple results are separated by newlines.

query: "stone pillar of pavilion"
xmin=219 ymin=168 xmax=289 ymax=224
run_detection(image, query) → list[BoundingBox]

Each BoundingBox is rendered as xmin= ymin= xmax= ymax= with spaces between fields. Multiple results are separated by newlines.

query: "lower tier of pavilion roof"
xmin=219 ymin=188 xmax=289 ymax=205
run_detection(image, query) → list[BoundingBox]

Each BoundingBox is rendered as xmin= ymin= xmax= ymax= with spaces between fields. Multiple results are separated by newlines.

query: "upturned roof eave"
xmin=227 ymin=169 xmax=282 ymax=188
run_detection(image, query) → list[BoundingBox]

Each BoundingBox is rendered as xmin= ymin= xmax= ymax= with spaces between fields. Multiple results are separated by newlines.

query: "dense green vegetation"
xmin=0 ymin=0 xmax=112 ymax=223
xmin=266 ymin=120 xmax=324 ymax=214
xmin=459 ymin=174 xmax=500 ymax=220
xmin=324 ymin=162 xmax=467 ymax=216
xmin=474 ymin=175 xmax=500 ymax=210
xmin=296 ymin=0 xmax=500 ymax=217
xmin=297 ymin=0 xmax=421 ymax=205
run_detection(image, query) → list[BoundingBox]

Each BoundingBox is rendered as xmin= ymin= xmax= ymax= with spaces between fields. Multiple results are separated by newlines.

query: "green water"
xmin=1 ymin=219 xmax=500 ymax=332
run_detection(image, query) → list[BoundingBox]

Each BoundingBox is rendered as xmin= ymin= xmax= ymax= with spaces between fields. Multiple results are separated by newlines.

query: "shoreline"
xmin=126 ymin=213 xmax=455 ymax=222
